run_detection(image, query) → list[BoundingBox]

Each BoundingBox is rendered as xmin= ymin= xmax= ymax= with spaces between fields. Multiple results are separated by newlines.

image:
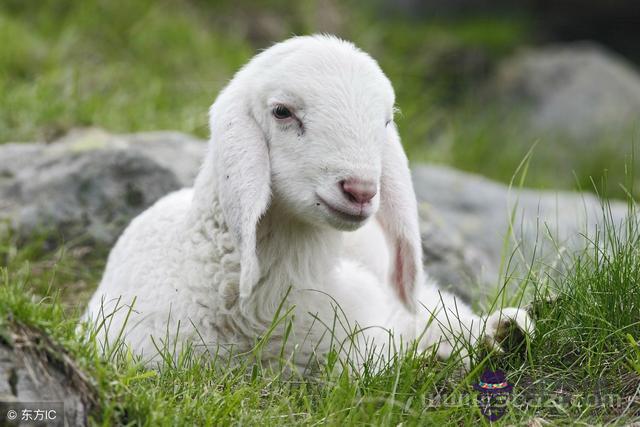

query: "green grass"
xmin=422 ymin=107 xmax=640 ymax=198
xmin=0 ymin=0 xmax=252 ymax=142
xmin=4 ymin=0 xmax=636 ymax=198
xmin=0 ymin=0 xmax=526 ymax=144
xmin=2 ymin=4 xmax=640 ymax=422
xmin=1 ymin=194 xmax=640 ymax=425
xmin=0 ymin=229 xmax=106 ymax=310
xmin=3 ymin=0 xmax=637 ymax=199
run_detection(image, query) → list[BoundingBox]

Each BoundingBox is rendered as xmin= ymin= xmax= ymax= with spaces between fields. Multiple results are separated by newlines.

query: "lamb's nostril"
xmin=341 ymin=178 xmax=377 ymax=205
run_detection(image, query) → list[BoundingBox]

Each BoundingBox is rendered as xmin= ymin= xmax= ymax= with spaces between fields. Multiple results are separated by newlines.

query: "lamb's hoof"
xmin=525 ymin=293 xmax=561 ymax=320
xmin=484 ymin=308 xmax=534 ymax=354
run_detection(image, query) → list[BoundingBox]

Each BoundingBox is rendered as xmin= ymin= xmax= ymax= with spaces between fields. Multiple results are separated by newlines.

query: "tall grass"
xmin=2 ymin=189 xmax=640 ymax=424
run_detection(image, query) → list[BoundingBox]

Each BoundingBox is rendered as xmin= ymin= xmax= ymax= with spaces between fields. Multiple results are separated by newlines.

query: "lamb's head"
xmin=207 ymin=35 xmax=423 ymax=309
xmin=252 ymin=42 xmax=394 ymax=231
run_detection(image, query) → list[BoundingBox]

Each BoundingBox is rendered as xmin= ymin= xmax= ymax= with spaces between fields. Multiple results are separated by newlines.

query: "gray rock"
xmin=0 ymin=128 xmax=205 ymax=245
xmin=0 ymin=324 xmax=96 ymax=426
xmin=1 ymin=129 xmax=630 ymax=302
xmin=492 ymin=43 xmax=640 ymax=139
xmin=413 ymin=164 xmax=629 ymax=301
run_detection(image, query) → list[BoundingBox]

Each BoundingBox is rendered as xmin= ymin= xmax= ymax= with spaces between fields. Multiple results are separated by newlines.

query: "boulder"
xmin=413 ymin=164 xmax=628 ymax=300
xmin=0 ymin=128 xmax=203 ymax=245
xmin=492 ymin=43 xmax=640 ymax=139
xmin=0 ymin=323 xmax=96 ymax=426
xmin=0 ymin=129 xmax=630 ymax=301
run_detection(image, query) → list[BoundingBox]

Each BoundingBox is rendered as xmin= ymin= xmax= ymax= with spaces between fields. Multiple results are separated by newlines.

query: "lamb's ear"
xmin=377 ymin=123 xmax=423 ymax=311
xmin=210 ymin=98 xmax=271 ymax=300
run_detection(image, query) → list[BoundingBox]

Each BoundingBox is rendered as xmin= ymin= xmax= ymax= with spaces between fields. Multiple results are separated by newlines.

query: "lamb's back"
xmin=84 ymin=188 xmax=221 ymax=356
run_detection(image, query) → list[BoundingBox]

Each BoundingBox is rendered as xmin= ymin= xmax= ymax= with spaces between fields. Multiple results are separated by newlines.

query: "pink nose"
xmin=340 ymin=178 xmax=377 ymax=204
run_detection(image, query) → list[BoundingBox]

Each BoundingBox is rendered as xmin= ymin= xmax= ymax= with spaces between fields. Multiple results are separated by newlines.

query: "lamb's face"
xmin=255 ymin=46 xmax=396 ymax=231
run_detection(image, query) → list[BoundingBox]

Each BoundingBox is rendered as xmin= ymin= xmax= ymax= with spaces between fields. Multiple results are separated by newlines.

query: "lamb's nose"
xmin=340 ymin=178 xmax=377 ymax=204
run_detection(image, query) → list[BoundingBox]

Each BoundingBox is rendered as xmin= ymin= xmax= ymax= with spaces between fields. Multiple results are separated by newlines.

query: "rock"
xmin=0 ymin=128 xmax=205 ymax=245
xmin=0 ymin=323 xmax=97 ymax=426
xmin=418 ymin=202 xmax=491 ymax=302
xmin=413 ymin=164 xmax=628 ymax=301
xmin=492 ymin=43 xmax=640 ymax=139
xmin=0 ymin=129 xmax=631 ymax=302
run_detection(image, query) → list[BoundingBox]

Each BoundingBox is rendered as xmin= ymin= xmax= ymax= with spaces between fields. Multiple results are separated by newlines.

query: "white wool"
xmin=84 ymin=35 xmax=531 ymax=369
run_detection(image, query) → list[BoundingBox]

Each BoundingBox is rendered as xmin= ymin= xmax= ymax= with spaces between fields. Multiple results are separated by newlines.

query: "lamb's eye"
xmin=385 ymin=119 xmax=392 ymax=127
xmin=273 ymin=105 xmax=292 ymax=120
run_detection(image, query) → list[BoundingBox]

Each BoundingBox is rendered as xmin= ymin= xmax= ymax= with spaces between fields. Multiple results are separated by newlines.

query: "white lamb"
xmin=85 ymin=35 xmax=532 ymax=370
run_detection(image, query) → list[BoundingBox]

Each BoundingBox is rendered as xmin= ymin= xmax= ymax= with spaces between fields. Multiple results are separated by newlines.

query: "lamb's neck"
xmin=190 ymin=164 xmax=344 ymax=294
xmin=256 ymin=207 xmax=343 ymax=293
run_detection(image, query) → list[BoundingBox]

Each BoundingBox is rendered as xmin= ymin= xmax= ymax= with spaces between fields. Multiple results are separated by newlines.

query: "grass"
xmin=2 ymin=1 xmax=640 ymax=424
xmin=3 ymin=0 xmax=638 ymax=198
xmin=1 ymin=192 xmax=640 ymax=425
xmin=0 ymin=229 xmax=106 ymax=310
xmin=427 ymin=107 xmax=640 ymax=199
xmin=0 ymin=0 xmax=526 ymax=143
xmin=0 ymin=0 xmax=252 ymax=142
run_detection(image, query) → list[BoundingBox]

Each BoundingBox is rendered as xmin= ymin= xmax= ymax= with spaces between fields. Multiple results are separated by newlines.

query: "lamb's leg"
xmin=413 ymin=282 xmax=533 ymax=364
xmin=305 ymin=260 xmax=420 ymax=369
xmin=309 ymin=262 xmax=532 ymax=370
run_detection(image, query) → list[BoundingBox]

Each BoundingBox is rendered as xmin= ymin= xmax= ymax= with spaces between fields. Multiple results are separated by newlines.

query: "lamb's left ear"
xmin=377 ymin=123 xmax=423 ymax=311
xmin=209 ymin=95 xmax=271 ymax=301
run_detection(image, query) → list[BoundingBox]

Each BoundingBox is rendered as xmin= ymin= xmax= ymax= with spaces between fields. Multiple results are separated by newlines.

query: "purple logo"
xmin=474 ymin=370 xmax=513 ymax=421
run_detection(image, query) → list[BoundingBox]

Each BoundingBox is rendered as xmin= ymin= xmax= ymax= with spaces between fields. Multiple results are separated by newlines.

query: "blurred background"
xmin=2 ymin=0 xmax=640 ymax=197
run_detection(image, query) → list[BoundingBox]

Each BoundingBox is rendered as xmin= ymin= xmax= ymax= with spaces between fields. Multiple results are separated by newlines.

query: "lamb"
xmin=84 ymin=35 xmax=532 ymax=370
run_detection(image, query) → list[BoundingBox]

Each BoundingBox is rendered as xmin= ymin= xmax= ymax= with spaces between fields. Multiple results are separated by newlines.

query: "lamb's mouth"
xmin=317 ymin=196 xmax=370 ymax=223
